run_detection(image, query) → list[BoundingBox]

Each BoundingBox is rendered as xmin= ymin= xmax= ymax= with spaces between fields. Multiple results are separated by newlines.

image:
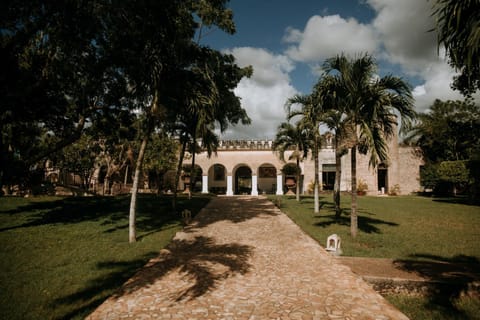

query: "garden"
xmin=274 ymin=194 xmax=480 ymax=320
xmin=1 ymin=193 xmax=479 ymax=319
xmin=0 ymin=194 xmax=211 ymax=320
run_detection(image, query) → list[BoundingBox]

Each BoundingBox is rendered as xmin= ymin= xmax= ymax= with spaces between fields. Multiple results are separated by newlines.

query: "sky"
xmin=201 ymin=0 xmax=477 ymax=140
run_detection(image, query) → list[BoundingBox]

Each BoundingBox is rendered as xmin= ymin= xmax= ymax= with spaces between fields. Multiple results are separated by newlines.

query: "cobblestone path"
xmin=87 ymin=196 xmax=409 ymax=320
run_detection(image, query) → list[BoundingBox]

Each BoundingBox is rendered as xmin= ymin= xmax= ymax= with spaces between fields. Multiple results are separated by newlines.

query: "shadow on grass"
xmin=314 ymin=209 xmax=399 ymax=234
xmin=395 ymin=254 xmax=480 ymax=316
xmin=0 ymin=194 xmax=210 ymax=234
xmin=431 ymin=196 xmax=480 ymax=206
xmin=51 ymin=253 xmax=158 ymax=320
xmin=183 ymin=196 xmax=279 ymax=232
xmin=54 ymin=236 xmax=253 ymax=318
xmin=0 ymin=196 xmax=130 ymax=232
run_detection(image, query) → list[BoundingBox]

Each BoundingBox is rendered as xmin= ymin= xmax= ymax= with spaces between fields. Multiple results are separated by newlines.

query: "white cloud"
xmin=220 ymin=47 xmax=298 ymax=139
xmin=367 ymin=0 xmax=478 ymax=112
xmin=284 ymin=14 xmax=378 ymax=62
xmin=413 ymin=62 xmax=467 ymax=112
xmin=368 ymin=0 xmax=438 ymax=73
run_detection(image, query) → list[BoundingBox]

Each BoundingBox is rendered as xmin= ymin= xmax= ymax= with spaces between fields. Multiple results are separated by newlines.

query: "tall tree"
xmin=0 ymin=1 xmax=125 ymax=193
xmin=286 ymin=94 xmax=323 ymax=213
xmin=168 ymin=47 xmax=251 ymax=207
xmin=406 ymin=99 xmax=480 ymax=163
xmin=143 ymin=132 xmax=178 ymax=195
xmin=313 ymin=76 xmax=353 ymax=217
xmin=432 ymin=0 xmax=480 ymax=95
xmin=273 ymin=122 xmax=313 ymax=201
xmin=406 ymin=99 xmax=480 ymax=197
xmin=98 ymin=0 xmax=242 ymax=242
xmin=323 ymin=54 xmax=415 ymax=238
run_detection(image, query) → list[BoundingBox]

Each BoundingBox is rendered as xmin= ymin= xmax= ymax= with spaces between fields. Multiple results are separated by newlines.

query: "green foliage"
xmin=407 ymin=99 xmax=480 ymax=163
xmin=0 ymin=0 xmax=130 ymax=189
xmin=420 ymin=164 xmax=440 ymax=189
xmin=321 ymin=53 xmax=416 ymax=168
xmin=410 ymin=100 xmax=480 ymax=197
xmin=281 ymin=163 xmax=301 ymax=176
xmin=0 ymin=0 xmax=250 ymax=196
xmin=143 ymin=133 xmax=178 ymax=191
xmin=438 ymin=161 xmax=469 ymax=184
xmin=421 ymin=160 xmax=479 ymax=197
xmin=273 ymin=122 xmax=313 ymax=163
xmin=319 ymin=53 xmax=416 ymax=237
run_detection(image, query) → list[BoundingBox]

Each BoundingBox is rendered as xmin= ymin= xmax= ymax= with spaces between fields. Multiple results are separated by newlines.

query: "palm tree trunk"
xmin=173 ymin=140 xmax=187 ymax=211
xmin=334 ymin=138 xmax=342 ymax=218
xmin=129 ymin=134 xmax=149 ymax=243
xmin=314 ymin=133 xmax=319 ymax=213
xmin=189 ymin=122 xmax=198 ymax=200
xmin=128 ymin=89 xmax=160 ymax=244
xmin=296 ymin=157 xmax=300 ymax=201
xmin=350 ymin=146 xmax=358 ymax=238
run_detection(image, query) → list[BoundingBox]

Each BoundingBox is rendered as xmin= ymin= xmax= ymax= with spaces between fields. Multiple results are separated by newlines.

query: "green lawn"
xmin=273 ymin=194 xmax=480 ymax=260
xmin=272 ymin=193 xmax=480 ymax=320
xmin=0 ymin=194 xmax=211 ymax=320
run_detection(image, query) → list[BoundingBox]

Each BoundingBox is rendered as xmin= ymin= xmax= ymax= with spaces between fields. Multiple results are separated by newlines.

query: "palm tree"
xmin=323 ymin=53 xmax=416 ymax=237
xmin=313 ymin=77 xmax=353 ymax=217
xmin=272 ymin=121 xmax=313 ymax=201
xmin=170 ymin=48 xmax=251 ymax=207
xmin=286 ymin=94 xmax=323 ymax=213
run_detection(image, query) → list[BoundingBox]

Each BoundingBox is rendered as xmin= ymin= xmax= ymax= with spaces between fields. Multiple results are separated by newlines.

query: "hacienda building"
xmin=182 ymin=130 xmax=424 ymax=196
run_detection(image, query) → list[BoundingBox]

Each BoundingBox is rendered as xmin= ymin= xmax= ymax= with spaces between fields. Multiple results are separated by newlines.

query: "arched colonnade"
xmin=184 ymin=149 xmax=303 ymax=196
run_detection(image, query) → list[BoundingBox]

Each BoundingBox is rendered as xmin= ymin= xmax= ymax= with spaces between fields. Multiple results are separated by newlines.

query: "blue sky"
xmin=202 ymin=0 xmax=474 ymax=139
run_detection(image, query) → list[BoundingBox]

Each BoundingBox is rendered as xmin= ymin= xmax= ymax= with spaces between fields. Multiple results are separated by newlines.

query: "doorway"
xmin=235 ymin=166 xmax=252 ymax=194
xmin=378 ymin=164 xmax=388 ymax=194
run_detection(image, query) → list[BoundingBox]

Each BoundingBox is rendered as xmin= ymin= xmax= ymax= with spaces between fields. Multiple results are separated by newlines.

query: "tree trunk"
xmin=173 ymin=140 xmax=187 ymax=211
xmin=296 ymin=157 xmax=300 ymax=202
xmin=129 ymin=135 xmax=149 ymax=243
xmin=124 ymin=165 xmax=129 ymax=187
xmin=334 ymin=139 xmax=342 ymax=218
xmin=350 ymin=146 xmax=358 ymax=238
xmin=103 ymin=176 xmax=110 ymax=195
xmin=189 ymin=124 xmax=197 ymax=200
xmin=314 ymin=133 xmax=319 ymax=213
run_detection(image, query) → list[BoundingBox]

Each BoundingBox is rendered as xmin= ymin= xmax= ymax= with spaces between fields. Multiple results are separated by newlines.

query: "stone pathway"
xmin=87 ymin=196 xmax=409 ymax=320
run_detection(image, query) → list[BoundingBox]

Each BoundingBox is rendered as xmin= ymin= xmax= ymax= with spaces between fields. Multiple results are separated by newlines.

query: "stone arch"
xmin=257 ymin=163 xmax=278 ymax=194
xmin=208 ymin=163 xmax=227 ymax=194
xmin=233 ymin=164 xmax=252 ymax=195
xmin=281 ymin=162 xmax=302 ymax=194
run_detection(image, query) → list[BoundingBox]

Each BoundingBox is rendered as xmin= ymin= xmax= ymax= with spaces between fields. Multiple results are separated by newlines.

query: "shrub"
xmin=388 ymin=184 xmax=401 ymax=196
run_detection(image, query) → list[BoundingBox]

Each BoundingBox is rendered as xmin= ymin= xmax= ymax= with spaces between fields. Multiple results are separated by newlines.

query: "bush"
xmin=388 ymin=184 xmax=401 ymax=196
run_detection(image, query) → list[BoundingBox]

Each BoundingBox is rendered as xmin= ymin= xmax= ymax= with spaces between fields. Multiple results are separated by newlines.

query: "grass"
xmin=271 ymin=193 xmax=480 ymax=320
xmin=385 ymin=294 xmax=480 ymax=320
xmin=0 ymin=194 xmax=211 ymax=320
xmin=272 ymin=194 xmax=480 ymax=260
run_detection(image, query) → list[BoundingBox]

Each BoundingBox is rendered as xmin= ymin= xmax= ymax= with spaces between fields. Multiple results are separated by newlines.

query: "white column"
xmin=251 ymin=175 xmax=258 ymax=196
xmin=201 ymin=175 xmax=208 ymax=193
xmin=226 ymin=175 xmax=233 ymax=196
xmin=276 ymin=174 xmax=283 ymax=195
